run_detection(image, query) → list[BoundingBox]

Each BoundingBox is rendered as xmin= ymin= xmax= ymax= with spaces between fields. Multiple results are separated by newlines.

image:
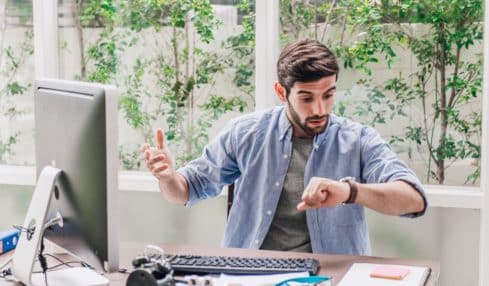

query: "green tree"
xmin=119 ymin=0 xmax=249 ymax=167
xmin=0 ymin=0 xmax=34 ymax=163
xmin=280 ymin=0 xmax=483 ymax=184
xmin=71 ymin=0 xmax=130 ymax=83
xmin=223 ymin=0 xmax=255 ymax=96
xmin=0 ymin=1 xmax=34 ymax=163
xmin=68 ymin=0 xmax=253 ymax=169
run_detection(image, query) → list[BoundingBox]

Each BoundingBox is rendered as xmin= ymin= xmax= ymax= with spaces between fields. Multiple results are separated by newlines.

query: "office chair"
xmin=226 ymin=184 xmax=234 ymax=219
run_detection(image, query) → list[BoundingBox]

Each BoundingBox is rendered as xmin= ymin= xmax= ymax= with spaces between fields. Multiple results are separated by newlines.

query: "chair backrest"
xmin=227 ymin=183 xmax=234 ymax=219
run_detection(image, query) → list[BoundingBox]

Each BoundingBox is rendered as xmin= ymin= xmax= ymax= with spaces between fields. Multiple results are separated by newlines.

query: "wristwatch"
xmin=339 ymin=176 xmax=358 ymax=204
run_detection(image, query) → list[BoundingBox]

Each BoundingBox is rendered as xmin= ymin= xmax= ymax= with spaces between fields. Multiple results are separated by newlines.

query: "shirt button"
xmin=275 ymin=181 xmax=280 ymax=187
xmin=283 ymin=154 xmax=288 ymax=159
xmin=266 ymin=210 xmax=272 ymax=215
xmin=255 ymin=240 xmax=259 ymax=244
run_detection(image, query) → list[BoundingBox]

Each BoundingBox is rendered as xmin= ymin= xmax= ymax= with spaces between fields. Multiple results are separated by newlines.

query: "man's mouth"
xmin=307 ymin=117 xmax=327 ymax=126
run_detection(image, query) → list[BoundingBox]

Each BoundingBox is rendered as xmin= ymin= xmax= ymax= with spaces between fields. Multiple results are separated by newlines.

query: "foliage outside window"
xmin=0 ymin=0 xmax=33 ymax=164
xmin=1 ymin=0 xmax=483 ymax=188
xmin=279 ymin=0 xmax=484 ymax=185
xmin=62 ymin=0 xmax=255 ymax=169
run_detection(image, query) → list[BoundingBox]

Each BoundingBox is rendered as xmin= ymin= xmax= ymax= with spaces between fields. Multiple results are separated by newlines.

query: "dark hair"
xmin=277 ymin=39 xmax=339 ymax=97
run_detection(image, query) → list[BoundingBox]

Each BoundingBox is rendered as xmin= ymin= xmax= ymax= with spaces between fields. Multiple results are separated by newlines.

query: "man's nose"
xmin=312 ymin=100 xmax=325 ymax=115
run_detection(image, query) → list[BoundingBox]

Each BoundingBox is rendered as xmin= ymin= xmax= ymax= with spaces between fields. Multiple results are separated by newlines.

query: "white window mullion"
xmin=479 ymin=0 xmax=489 ymax=285
xmin=32 ymin=0 xmax=58 ymax=78
xmin=254 ymin=0 xmax=280 ymax=110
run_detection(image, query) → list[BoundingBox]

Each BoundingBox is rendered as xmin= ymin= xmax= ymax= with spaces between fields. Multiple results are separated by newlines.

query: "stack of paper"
xmin=174 ymin=272 xmax=310 ymax=286
xmin=338 ymin=263 xmax=430 ymax=286
xmin=215 ymin=271 xmax=310 ymax=286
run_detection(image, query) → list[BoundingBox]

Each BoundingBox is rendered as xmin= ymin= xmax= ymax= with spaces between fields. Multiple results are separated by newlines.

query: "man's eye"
xmin=323 ymin=94 xmax=333 ymax=99
xmin=302 ymin=98 xmax=313 ymax=102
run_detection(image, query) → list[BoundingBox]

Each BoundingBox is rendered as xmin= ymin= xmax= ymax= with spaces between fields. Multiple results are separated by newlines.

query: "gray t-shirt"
xmin=260 ymin=136 xmax=313 ymax=252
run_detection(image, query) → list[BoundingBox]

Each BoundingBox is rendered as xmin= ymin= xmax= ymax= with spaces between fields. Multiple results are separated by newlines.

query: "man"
xmin=142 ymin=39 xmax=427 ymax=255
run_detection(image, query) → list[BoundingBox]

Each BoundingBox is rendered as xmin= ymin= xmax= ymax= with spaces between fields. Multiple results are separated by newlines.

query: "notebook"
xmin=338 ymin=263 xmax=430 ymax=286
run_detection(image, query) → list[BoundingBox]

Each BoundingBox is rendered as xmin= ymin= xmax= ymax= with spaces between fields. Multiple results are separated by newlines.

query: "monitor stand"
xmin=11 ymin=166 xmax=109 ymax=286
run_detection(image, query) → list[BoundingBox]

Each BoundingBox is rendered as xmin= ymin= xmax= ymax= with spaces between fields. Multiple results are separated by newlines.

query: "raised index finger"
xmin=156 ymin=128 xmax=165 ymax=150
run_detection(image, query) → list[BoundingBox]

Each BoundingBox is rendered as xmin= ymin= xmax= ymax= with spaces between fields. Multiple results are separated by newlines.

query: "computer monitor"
xmin=12 ymin=79 xmax=119 ymax=285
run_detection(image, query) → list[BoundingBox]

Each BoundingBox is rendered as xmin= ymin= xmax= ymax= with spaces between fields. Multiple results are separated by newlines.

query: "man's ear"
xmin=274 ymin=82 xmax=287 ymax=103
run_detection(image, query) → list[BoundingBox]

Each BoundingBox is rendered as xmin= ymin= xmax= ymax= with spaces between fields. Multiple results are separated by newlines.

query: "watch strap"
xmin=344 ymin=179 xmax=358 ymax=204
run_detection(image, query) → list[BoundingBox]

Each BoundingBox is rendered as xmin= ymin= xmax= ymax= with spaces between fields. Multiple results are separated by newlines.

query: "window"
xmin=0 ymin=0 xmax=34 ymax=166
xmin=56 ymin=0 xmax=254 ymax=170
xmin=278 ymin=0 xmax=484 ymax=186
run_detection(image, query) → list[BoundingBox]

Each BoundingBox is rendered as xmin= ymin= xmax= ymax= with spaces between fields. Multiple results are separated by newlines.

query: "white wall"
xmin=367 ymin=207 xmax=480 ymax=286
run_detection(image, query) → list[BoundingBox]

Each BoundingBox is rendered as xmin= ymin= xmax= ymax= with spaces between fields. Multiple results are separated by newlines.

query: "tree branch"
xmin=447 ymin=46 xmax=461 ymax=108
xmin=320 ymin=0 xmax=337 ymax=43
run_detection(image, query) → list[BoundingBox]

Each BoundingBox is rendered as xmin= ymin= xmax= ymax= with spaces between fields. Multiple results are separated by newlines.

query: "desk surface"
xmin=1 ymin=241 xmax=439 ymax=286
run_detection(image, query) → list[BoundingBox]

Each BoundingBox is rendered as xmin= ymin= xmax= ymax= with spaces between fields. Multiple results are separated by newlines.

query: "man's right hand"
xmin=141 ymin=128 xmax=175 ymax=180
xmin=141 ymin=129 xmax=189 ymax=205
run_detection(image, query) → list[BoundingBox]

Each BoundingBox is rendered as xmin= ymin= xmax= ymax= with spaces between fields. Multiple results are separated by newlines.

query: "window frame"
xmin=478 ymin=0 xmax=489 ymax=284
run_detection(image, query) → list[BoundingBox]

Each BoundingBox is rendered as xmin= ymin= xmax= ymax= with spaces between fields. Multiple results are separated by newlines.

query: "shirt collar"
xmin=313 ymin=114 xmax=334 ymax=148
xmin=278 ymin=107 xmax=335 ymax=145
xmin=278 ymin=107 xmax=292 ymax=141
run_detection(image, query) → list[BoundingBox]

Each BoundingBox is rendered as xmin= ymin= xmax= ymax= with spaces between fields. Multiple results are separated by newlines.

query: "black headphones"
xmin=126 ymin=247 xmax=175 ymax=286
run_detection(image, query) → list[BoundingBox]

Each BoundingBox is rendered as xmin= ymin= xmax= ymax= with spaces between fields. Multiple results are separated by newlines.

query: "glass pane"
xmin=57 ymin=0 xmax=255 ymax=170
xmin=0 ymin=0 xmax=34 ymax=166
xmin=279 ymin=0 xmax=484 ymax=186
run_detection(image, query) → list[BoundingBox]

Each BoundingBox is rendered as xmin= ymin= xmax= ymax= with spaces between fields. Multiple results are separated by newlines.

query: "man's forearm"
xmin=355 ymin=180 xmax=425 ymax=216
xmin=158 ymin=173 xmax=190 ymax=205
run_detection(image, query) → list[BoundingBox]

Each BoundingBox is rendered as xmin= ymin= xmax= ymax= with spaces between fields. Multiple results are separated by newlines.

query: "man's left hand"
xmin=297 ymin=177 xmax=351 ymax=211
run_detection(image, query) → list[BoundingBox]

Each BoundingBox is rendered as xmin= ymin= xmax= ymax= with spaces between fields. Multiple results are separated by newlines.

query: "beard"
xmin=287 ymin=100 xmax=329 ymax=137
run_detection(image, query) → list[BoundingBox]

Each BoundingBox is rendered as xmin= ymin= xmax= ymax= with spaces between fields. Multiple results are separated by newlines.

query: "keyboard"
xmin=164 ymin=254 xmax=320 ymax=275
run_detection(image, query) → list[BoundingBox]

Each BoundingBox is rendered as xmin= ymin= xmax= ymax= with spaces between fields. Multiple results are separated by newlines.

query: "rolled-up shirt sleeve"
xmin=177 ymin=120 xmax=241 ymax=207
xmin=360 ymin=126 xmax=427 ymax=217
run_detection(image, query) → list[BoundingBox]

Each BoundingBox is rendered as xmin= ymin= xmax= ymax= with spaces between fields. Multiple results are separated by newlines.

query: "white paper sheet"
xmin=177 ymin=271 xmax=310 ymax=286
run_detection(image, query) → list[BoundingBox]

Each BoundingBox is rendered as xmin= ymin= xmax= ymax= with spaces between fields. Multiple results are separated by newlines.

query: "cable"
xmin=42 ymin=212 xmax=63 ymax=231
xmin=0 ymin=269 xmax=15 ymax=282
xmin=32 ymin=253 xmax=95 ymax=273
xmin=80 ymin=260 xmax=95 ymax=270
xmin=0 ymin=257 xmax=12 ymax=272
xmin=32 ymin=262 xmax=81 ymax=273
xmin=36 ymin=215 xmax=65 ymax=286
xmin=0 ymin=257 xmax=13 ymax=281
xmin=12 ymin=224 xmax=35 ymax=239
xmin=5 ymin=217 xmax=93 ymax=284
xmin=44 ymin=270 xmax=48 ymax=286
xmin=5 ymin=217 xmax=71 ymax=285
xmin=38 ymin=234 xmax=48 ymax=286
xmin=43 ymin=253 xmax=74 ymax=267
xmin=1 ymin=267 xmax=12 ymax=278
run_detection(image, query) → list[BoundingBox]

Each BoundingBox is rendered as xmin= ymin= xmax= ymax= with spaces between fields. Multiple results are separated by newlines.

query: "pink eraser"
xmin=370 ymin=265 xmax=410 ymax=280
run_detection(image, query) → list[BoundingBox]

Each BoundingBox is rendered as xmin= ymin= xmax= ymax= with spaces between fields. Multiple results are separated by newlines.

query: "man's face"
xmin=278 ymin=76 xmax=336 ymax=138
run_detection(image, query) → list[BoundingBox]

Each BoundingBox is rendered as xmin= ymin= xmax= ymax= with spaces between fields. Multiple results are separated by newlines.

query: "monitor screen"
xmin=34 ymin=79 xmax=119 ymax=272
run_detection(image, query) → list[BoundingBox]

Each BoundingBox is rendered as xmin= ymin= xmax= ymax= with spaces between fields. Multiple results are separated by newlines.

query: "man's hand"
xmin=141 ymin=128 xmax=175 ymax=180
xmin=297 ymin=177 xmax=350 ymax=211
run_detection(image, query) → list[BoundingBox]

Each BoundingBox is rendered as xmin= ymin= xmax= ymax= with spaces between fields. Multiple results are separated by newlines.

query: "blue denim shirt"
xmin=178 ymin=106 xmax=427 ymax=255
